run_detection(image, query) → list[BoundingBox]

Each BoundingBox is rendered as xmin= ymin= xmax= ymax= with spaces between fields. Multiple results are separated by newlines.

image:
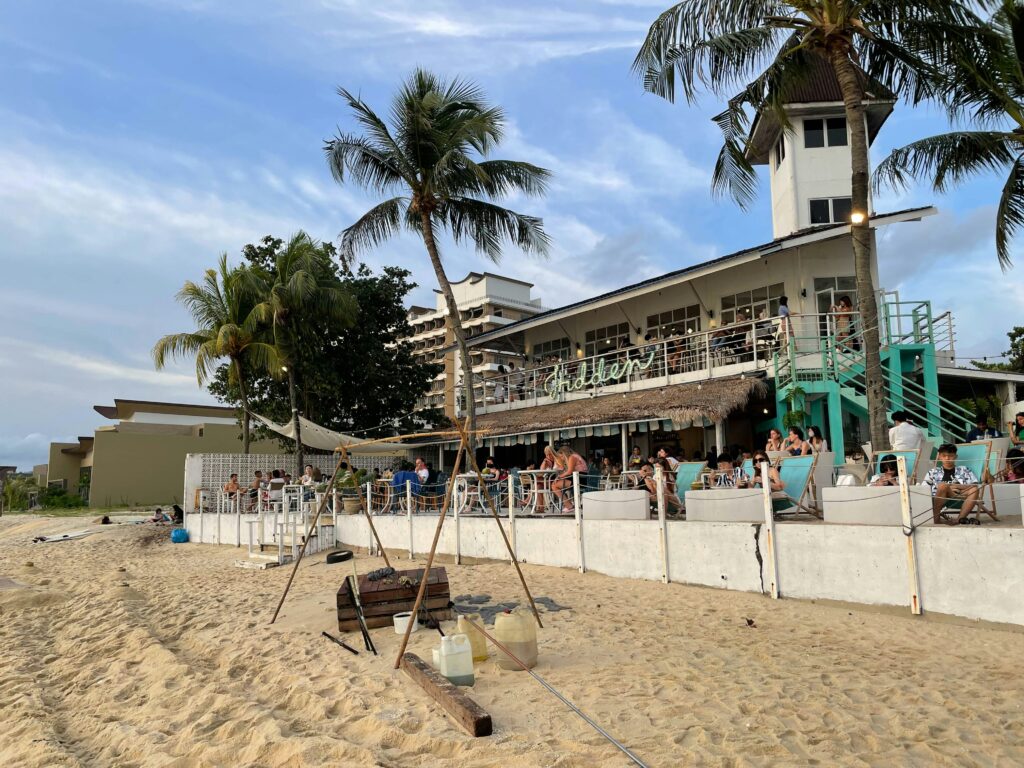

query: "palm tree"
xmin=876 ymin=0 xmax=1023 ymax=269
xmin=153 ymin=254 xmax=277 ymax=453
xmin=633 ymin=0 xmax=980 ymax=448
xmin=324 ymin=68 xmax=551 ymax=444
xmin=246 ymin=231 xmax=357 ymax=472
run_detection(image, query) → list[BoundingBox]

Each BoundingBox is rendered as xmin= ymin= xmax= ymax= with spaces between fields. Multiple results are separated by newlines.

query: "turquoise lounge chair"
xmin=873 ymin=449 xmax=920 ymax=484
xmin=774 ymin=454 xmax=819 ymax=518
xmin=934 ymin=442 xmax=997 ymax=522
xmin=741 ymin=458 xmax=754 ymax=477
xmin=675 ymin=462 xmax=707 ymax=505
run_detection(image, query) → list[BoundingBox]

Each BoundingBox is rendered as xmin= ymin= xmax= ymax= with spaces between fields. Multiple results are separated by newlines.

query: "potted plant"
xmin=781 ymin=386 xmax=809 ymax=430
xmin=333 ymin=466 xmax=368 ymax=514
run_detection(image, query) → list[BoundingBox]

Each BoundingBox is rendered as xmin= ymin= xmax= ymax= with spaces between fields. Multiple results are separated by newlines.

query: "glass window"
xmin=584 ymin=322 xmax=630 ymax=358
xmin=769 ymin=282 xmax=785 ymax=298
xmin=646 ymin=304 xmax=700 ymax=340
xmin=826 ymin=117 xmax=848 ymax=147
xmin=837 ymin=276 xmax=857 ymax=291
xmin=831 ymin=197 xmax=852 ymax=223
xmin=804 ymin=118 xmax=824 ymax=148
xmin=774 ymin=138 xmax=785 ymax=169
xmin=720 ymin=285 xmax=787 ymax=324
xmin=533 ymin=337 xmax=571 ymax=361
xmin=809 ymin=199 xmax=831 ymax=224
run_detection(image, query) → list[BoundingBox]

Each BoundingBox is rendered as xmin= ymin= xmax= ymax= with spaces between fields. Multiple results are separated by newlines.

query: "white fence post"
xmin=366 ymin=482 xmax=375 ymax=556
xmin=507 ymin=475 xmax=516 ymax=565
xmin=235 ymin=496 xmax=241 ymax=547
xmin=655 ymin=466 xmax=668 ymax=584
xmin=573 ymin=471 xmax=585 ymax=573
xmin=897 ymin=456 xmax=922 ymax=615
xmin=407 ymin=483 xmax=414 ymax=559
xmin=760 ymin=461 xmax=780 ymax=599
xmin=199 ymin=507 xmax=204 ymax=544
xmin=454 ymin=481 xmax=462 ymax=566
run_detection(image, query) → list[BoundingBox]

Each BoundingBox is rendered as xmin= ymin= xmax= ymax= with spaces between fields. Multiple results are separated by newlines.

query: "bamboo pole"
xmin=394 ymin=437 xmax=467 ymax=669
xmin=451 ymin=417 xmax=544 ymax=630
xmin=897 ymin=456 xmax=922 ymax=615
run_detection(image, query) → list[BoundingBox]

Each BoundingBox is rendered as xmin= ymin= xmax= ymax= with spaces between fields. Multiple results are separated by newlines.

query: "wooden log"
xmin=400 ymin=652 xmax=492 ymax=738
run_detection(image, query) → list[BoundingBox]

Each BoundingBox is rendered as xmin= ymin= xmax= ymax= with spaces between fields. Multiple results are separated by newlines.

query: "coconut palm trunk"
xmin=234 ymin=358 xmax=251 ymax=454
xmin=419 ymin=209 xmax=476 ymax=446
xmin=831 ymin=51 xmax=888 ymax=449
xmin=287 ymin=366 xmax=304 ymax=472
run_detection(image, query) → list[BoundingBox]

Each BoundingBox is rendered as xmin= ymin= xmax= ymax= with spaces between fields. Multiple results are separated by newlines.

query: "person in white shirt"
xmin=414 ymin=457 xmax=429 ymax=484
xmin=888 ymin=411 xmax=923 ymax=450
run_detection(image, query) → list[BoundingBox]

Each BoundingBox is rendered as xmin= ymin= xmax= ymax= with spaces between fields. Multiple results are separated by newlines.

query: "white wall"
xmin=125 ymin=412 xmax=237 ymax=425
xmin=332 ymin=513 xmax=1024 ymax=627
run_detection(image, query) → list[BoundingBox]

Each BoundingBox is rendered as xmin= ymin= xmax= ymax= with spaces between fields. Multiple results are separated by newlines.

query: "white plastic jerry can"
xmin=438 ymin=634 xmax=475 ymax=686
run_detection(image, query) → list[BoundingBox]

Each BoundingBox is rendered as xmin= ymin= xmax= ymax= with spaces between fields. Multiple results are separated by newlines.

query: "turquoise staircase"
xmin=773 ymin=301 xmax=974 ymax=461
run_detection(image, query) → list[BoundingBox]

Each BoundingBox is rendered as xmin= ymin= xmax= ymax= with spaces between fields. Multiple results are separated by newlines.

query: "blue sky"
xmin=1 ymin=1 xmax=1019 ymax=470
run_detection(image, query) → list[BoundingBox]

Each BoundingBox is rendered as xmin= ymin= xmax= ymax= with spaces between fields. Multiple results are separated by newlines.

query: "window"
xmin=774 ymin=137 xmax=785 ymax=169
xmin=720 ymin=283 xmax=785 ymax=326
xmin=804 ymin=119 xmax=824 ymax=148
xmin=584 ymin=322 xmax=630 ymax=358
xmin=827 ymin=117 xmax=848 ymax=147
xmin=532 ymin=336 xmax=571 ymax=361
xmin=809 ymin=196 xmax=853 ymax=224
xmin=804 ymin=117 xmax=847 ymax=148
xmin=646 ymin=305 xmax=701 ymax=340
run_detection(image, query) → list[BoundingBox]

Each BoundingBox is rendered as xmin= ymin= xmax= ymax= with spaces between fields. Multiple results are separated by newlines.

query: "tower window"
xmin=803 ymin=117 xmax=848 ymax=148
xmin=809 ymin=197 xmax=853 ymax=224
xmin=774 ymin=137 xmax=785 ymax=169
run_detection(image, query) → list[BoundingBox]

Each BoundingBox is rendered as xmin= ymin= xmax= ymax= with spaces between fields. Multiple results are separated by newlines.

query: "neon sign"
xmin=543 ymin=350 xmax=657 ymax=400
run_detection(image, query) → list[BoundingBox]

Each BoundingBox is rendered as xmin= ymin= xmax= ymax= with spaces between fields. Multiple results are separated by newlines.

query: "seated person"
xmin=749 ymin=452 xmax=783 ymax=492
xmin=300 ymin=465 xmax=316 ymax=486
xmin=414 ymin=457 xmax=430 ymax=484
xmin=391 ymin=461 xmax=421 ymax=491
xmin=870 ymin=454 xmax=900 ymax=486
xmin=922 ymin=444 xmax=980 ymax=525
xmin=966 ymin=417 xmax=1002 ymax=442
xmin=222 ymin=473 xmax=240 ymax=497
xmin=267 ymin=469 xmax=286 ymax=503
xmin=248 ymin=470 xmax=263 ymax=507
xmin=637 ymin=463 xmax=658 ymax=508
xmin=708 ymin=453 xmax=750 ymax=488
xmin=149 ymin=507 xmax=170 ymax=523
xmin=481 ymin=457 xmax=499 ymax=477
xmin=1001 ymin=448 xmax=1024 ymax=483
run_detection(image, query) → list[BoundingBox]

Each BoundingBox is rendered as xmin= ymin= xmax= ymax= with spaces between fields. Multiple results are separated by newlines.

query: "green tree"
xmin=876 ymin=0 xmax=1024 ymax=269
xmin=244 ymin=232 xmax=357 ymax=471
xmin=633 ymin=0 xmax=980 ymax=449
xmin=324 ymin=68 xmax=551 ymax=445
xmin=153 ymin=254 xmax=277 ymax=453
xmin=209 ymin=252 xmax=443 ymax=443
xmin=972 ymin=325 xmax=1024 ymax=372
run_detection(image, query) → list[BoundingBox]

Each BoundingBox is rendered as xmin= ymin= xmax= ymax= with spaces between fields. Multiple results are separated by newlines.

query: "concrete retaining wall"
xmin=334 ymin=513 xmax=1024 ymax=627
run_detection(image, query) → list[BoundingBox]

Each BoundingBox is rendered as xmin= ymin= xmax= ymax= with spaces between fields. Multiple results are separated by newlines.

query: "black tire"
xmin=325 ymin=550 xmax=354 ymax=564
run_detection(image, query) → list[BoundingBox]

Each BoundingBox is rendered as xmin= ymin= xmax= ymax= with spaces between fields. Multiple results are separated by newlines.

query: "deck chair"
xmin=931 ymin=442 xmax=996 ymax=522
xmin=741 ymin=458 xmax=754 ymax=477
xmin=773 ymin=454 xmax=820 ymax=518
xmin=675 ymin=462 xmax=707 ymax=505
xmin=873 ymin=449 xmax=921 ymax=484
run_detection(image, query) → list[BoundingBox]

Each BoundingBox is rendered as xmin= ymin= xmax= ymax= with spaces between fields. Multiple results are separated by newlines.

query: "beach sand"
xmin=2 ymin=514 xmax=1022 ymax=767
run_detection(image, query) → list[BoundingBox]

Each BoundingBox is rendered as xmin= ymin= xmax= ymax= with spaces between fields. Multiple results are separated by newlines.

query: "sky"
xmin=1 ymin=1 xmax=1020 ymax=471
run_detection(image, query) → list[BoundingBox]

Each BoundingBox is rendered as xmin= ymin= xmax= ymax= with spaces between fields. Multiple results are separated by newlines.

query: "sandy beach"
xmin=1 ymin=514 xmax=1022 ymax=767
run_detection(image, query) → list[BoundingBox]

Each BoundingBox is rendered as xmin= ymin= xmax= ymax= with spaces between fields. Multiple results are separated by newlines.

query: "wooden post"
xmin=394 ymin=439 xmax=467 ymax=669
xmin=507 ymin=474 xmax=516 ymax=565
xmin=760 ymin=461 xmax=780 ymax=599
xmin=454 ymin=479 xmax=462 ymax=566
xmin=450 ymin=417 xmax=544 ymax=629
xmin=655 ymin=465 xmax=668 ymax=584
xmin=897 ymin=455 xmax=922 ymax=615
xmin=400 ymin=653 xmax=492 ymax=737
xmin=573 ymin=471 xmax=585 ymax=574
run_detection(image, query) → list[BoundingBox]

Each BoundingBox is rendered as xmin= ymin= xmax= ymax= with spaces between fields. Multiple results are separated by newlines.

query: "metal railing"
xmin=461 ymin=316 xmax=781 ymax=415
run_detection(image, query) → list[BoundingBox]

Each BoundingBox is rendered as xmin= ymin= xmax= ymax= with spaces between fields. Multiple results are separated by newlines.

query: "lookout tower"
xmin=746 ymin=55 xmax=896 ymax=238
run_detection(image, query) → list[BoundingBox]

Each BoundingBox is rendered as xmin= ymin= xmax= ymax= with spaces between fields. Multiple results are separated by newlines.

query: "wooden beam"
xmin=400 ymin=653 xmax=493 ymax=737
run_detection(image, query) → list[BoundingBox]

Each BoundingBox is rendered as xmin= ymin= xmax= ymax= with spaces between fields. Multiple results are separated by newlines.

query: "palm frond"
xmin=324 ymin=133 xmax=408 ymax=193
xmin=439 ymin=198 xmax=550 ymax=262
xmin=995 ymin=151 xmax=1024 ymax=269
xmin=340 ymin=197 xmax=408 ymax=261
xmin=152 ymin=332 xmax=214 ymax=382
xmin=873 ymin=131 xmax=1016 ymax=193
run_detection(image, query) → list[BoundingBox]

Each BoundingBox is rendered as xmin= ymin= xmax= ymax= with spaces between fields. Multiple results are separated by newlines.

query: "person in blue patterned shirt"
xmin=923 ymin=444 xmax=980 ymax=525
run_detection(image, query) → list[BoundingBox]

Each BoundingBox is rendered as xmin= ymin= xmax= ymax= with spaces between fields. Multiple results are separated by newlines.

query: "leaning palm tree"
xmin=633 ymin=0 xmax=981 ymax=448
xmin=245 ymin=231 xmax=357 ymax=472
xmin=324 ymin=68 xmax=551 ymax=444
xmin=153 ymin=254 xmax=277 ymax=453
xmin=876 ymin=0 xmax=1023 ymax=269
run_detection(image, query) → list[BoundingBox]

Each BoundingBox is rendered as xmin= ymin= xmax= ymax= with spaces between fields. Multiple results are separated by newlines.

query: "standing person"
xmin=537 ymin=445 xmax=559 ymax=513
xmin=806 ymin=426 xmax=828 ymax=454
xmin=1006 ymin=412 xmax=1024 ymax=446
xmin=889 ymin=411 xmax=923 ymax=451
xmin=555 ymin=445 xmax=588 ymax=513
xmin=783 ymin=427 xmax=810 ymax=456
xmin=248 ymin=471 xmax=263 ymax=510
xmin=777 ymin=295 xmax=792 ymax=341
xmin=966 ymin=417 xmax=1002 ymax=442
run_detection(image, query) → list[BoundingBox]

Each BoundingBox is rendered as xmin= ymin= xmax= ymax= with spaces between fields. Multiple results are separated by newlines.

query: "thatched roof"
xmin=475 ymin=376 xmax=766 ymax=437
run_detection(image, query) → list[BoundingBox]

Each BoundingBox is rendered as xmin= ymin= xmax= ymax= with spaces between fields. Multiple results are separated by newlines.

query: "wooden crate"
xmin=337 ymin=567 xmax=450 ymax=633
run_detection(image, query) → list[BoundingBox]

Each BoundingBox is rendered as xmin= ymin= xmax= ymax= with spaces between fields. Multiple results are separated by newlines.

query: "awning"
xmin=472 ymin=376 xmax=766 ymax=439
xmin=251 ymin=414 xmax=410 ymax=454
